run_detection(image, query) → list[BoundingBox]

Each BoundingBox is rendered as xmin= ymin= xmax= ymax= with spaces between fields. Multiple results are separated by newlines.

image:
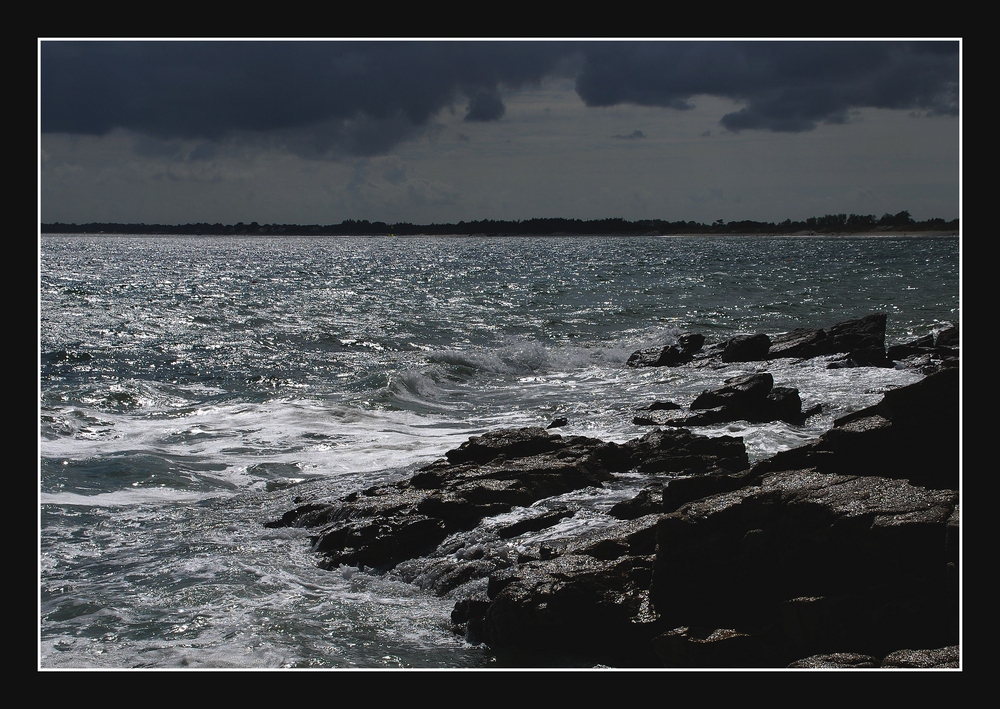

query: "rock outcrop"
xmin=765 ymin=312 xmax=891 ymax=364
xmin=649 ymin=465 xmax=958 ymax=667
xmin=635 ymin=371 xmax=822 ymax=428
xmin=627 ymin=333 xmax=705 ymax=367
xmin=627 ymin=313 xmax=958 ymax=373
xmin=472 ymin=368 xmax=960 ymax=668
xmin=266 ymin=426 xmax=750 ymax=583
xmin=270 ymin=315 xmax=960 ymax=668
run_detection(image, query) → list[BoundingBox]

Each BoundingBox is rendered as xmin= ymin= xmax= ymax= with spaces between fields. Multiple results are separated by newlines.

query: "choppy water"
xmin=39 ymin=234 xmax=960 ymax=668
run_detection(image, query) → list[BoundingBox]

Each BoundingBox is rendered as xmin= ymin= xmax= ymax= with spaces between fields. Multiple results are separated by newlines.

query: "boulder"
xmin=617 ymin=427 xmax=750 ymax=475
xmin=478 ymin=519 xmax=664 ymax=667
xmin=635 ymin=373 xmax=818 ymax=428
xmin=627 ymin=314 xmax=955 ymax=372
xmin=887 ymin=323 xmax=959 ymax=373
xmin=936 ymin=324 xmax=959 ymax=347
xmin=786 ymin=653 xmax=880 ymax=668
xmin=650 ymin=471 xmax=958 ymax=666
xmin=627 ymin=333 xmax=705 ymax=367
xmin=766 ymin=313 xmax=888 ymax=362
xmin=881 ymin=646 xmax=960 ymax=668
xmin=752 ymin=367 xmax=959 ymax=490
xmin=786 ymin=645 xmax=959 ymax=668
xmin=652 ymin=626 xmax=760 ymax=669
xmin=685 ymin=372 xmax=813 ymax=425
xmin=721 ymin=333 xmax=772 ymax=362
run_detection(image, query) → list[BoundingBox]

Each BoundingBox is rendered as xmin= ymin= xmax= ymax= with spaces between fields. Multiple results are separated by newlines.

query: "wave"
xmin=378 ymin=368 xmax=462 ymax=413
xmin=426 ymin=337 xmax=656 ymax=377
xmin=39 ymin=488 xmax=221 ymax=507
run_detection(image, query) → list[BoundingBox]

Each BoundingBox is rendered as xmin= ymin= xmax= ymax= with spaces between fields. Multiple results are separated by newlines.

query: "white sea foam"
xmin=39 ymin=234 xmax=959 ymax=668
xmin=39 ymin=489 xmax=220 ymax=507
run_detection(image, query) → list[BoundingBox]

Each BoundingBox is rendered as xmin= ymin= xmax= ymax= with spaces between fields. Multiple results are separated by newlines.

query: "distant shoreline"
xmin=40 ymin=230 xmax=959 ymax=238
xmin=39 ymin=214 xmax=959 ymax=238
xmin=659 ymin=230 xmax=959 ymax=238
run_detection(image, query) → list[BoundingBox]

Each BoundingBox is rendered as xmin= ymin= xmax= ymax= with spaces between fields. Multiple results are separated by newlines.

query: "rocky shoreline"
xmin=266 ymin=314 xmax=960 ymax=669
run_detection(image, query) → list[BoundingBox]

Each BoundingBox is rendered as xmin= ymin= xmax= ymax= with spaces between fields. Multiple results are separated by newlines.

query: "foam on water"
xmin=39 ymin=234 xmax=959 ymax=668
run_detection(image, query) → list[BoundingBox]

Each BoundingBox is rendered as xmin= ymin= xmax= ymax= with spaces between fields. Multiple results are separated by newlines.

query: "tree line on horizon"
xmin=41 ymin=211 xmax=957 ymax=236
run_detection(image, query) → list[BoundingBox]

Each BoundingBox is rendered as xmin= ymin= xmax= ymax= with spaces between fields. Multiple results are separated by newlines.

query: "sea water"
xmin=39 ymin=234 xmax=960 ymax=668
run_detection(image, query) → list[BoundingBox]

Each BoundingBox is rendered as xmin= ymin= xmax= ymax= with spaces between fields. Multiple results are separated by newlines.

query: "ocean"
xmin=39 ymin=234 xmax=960 ymax=669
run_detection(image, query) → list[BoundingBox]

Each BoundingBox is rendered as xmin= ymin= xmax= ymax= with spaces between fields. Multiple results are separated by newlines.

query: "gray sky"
xmin=39 ymin=39 xmax=961 ymax=226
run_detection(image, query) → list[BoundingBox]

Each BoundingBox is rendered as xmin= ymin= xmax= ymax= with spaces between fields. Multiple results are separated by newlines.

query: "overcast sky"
xmin=39 ymin=39 xmax=961 ymax=226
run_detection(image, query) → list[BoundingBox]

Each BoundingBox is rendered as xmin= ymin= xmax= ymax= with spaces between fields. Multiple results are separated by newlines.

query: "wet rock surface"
xmin=268 ymin=315 xmax=960 ymax=668
xmin=631 ymin=313 xmax=958 ymax=374
xmin=267 ymin=426 xmax=749 ymax=579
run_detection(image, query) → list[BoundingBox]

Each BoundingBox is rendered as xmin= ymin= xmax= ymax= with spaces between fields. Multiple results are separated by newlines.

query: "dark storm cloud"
xmin=465 ymin=89 xmax=506 ymax=121
xmin=40 ymin=40 xmax=571 ymax=156
xmin=575 ymin=41 xmax=959 ymax=132
xmin=41 ymin=40 xmax=958 ymax=157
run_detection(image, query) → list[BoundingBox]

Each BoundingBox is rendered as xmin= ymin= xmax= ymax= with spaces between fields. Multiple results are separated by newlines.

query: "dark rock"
xmin=787 ymin=652 xmax=880 ymax=668
xmin=311 ymin=513 xmax=449 ymax=570
xmin=679 ymin=332 xmax=706 ymax=351
xmin=451 ymin=598 xmax=492 ymax=626
xmin=672 ymin=406 xmax=729 ymax=426
xmin=690 ymin=372 xmax=775 ymax=410
xmin=660 ymin=470 xmax=754 ymax=513
xmin=892 ymin=352 xmax=958 ymax=375
xmin=618 ymin=427 xmax=750 ymax=475
xmin=632 ymin=401 xmax=684 ymax=426
xmin=633 ymin=410 xmax=686 ymax=426
xmin=935 ymin=323 xmax=959 ymax=347
xmin=881 ymin=646 xmax=960 ymax=668
xmin=480 ymin=530 xmax=663 ymax=666
xmin=609 ymin=484 xmax=665 ymax=520
xmin=786 ymin=647 xmax=965 ymax=669
xmin=776 ymin=593 xmax=955 ymax=665
xmin=272 ymin=317 xmax=960 ymax=668
xmin=476 ymin=328 xmax=959 ymax=668
xmin=472 ymin=364 xmax=959 ymax=667
xmin=627 ymin=333 xmax=705 ymax=367
xmin=886 ymin=333 xmax=935 ymax=360
xmin=268 ymin=425 xmax=747 ymax=583
xmin=825 ymin=348 xmax=893 ymax=368
xmin=497 ymin=507 xmax=574 ymax=539
xmin=546 ymin=417 xmax=569 ymax=429
xmin=650 ymin=470 xmax=958 ymax=666
xmin=451 ymin=599 xmax=493 ymax=644
xmin=721 ymin=333 xmax=771 ymax=362
xmin=647 ymin=400 xmax=682 ymax=411
xmin=633 ymin=314 xmax=954 ymax=372
xmin=887 ymin=322 xmax=959 ymax=373
xmin=764 ymin=386 xmax=806 ymax=423
xmin=444 ymin=426 xmax=566 ymax=465
xmin=263 ymin=502 xmax=334 ymax=529
xmin=752 ymin=367 xmax=959 ymax=490
xmin=652 ymin=626 xmax=760 ymax=669
xmin=266 ymin=428 xmax=620 ymax=571
xmin=679 ymin=372 xmax=811 ymax=426
xmin=767 ymin=313 xmax=887 ymax=362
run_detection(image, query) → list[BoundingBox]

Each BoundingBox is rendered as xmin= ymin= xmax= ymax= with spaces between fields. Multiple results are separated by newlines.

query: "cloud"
xmin=613 ymin=130 xmax=646 ymax=140
xmin=41 ymin=41 xmax=570 ymax=157
xmin=465 ymin=89 xmax=506 ymax=122
xmin=575 ymin=41 xmax=959 ymax=133
xmin=40 ymin=39 xmax=959 ymax=159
